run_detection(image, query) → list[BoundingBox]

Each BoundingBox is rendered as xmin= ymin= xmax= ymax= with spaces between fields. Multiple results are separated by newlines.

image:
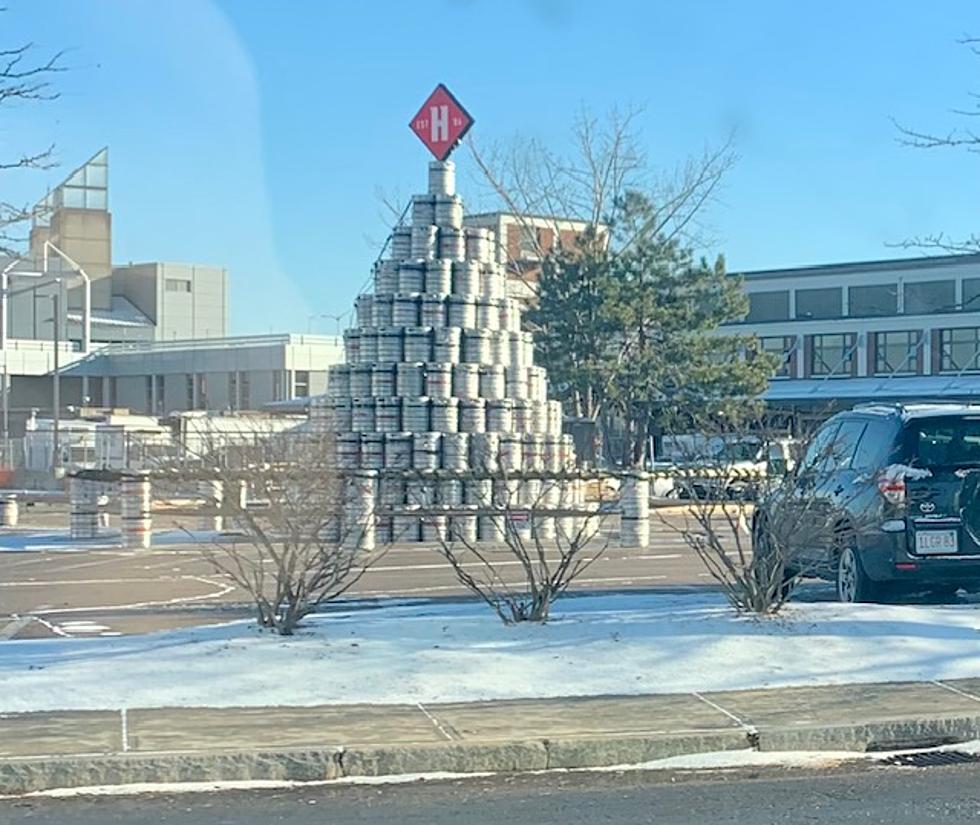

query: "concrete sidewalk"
xmin=4 ymin=679 xmax=980 ymax=793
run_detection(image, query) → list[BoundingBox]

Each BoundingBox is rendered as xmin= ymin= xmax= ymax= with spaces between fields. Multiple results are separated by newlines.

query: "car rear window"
xmin=904 ymin=416 xmax=980 ymax=468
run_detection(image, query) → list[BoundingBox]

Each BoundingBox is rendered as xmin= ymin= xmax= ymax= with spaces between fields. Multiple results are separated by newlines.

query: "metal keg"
xmin=384 ymin=433 xmax=413 ymax=470
xmin=522 ymin=434 xmax=545 ymax=471
xmin=392 ymin=507 xmax=421 ymax=543
xmin=478 ymin=514 xmax=506 ymax=543
xmin=343 ymin=329 xmax=361 ymax=363
xmin=479 ymin=365 xmax=505 ymax=400
xmin=447 ymin=296 xmax=476 ymax=329
xmin=398 ymin=261 xmax=426 ymax=294
xmin=404 ymin=327 xmax=433 ymax=362
xmin=377 ymin=327 xmax=404 ymax=363
xmin=512 ymin=399 xmax=532 ymax=434
xmin=407 ymin=479 xmax=436 ymax=508
xmin=527 ymin=365 xmax=547 ymax=401
xmin=476 ymin=298 xmax=500 ymax=331
xmin=439 ymin=228 xmax=465 ymax=261
xmin=453 ymin=260 xmax=481 ymax=296
xmin=361 ymin=433 xmax=385 ymax=469
xmin=433 ymin=327 xmax=461 ymax=363
xmin=542 ymin=435 xmax=562 ymax=472
xmin=360 ymin=329 xmax=379 ymax=365
xmin=505 ymin=366 xmax=529 ymax=401
xmin=0 ymin=496 xmax=18 ymax=528
xmin=393 ymin=294 xmax=420 ymax=327
xmin=120 ymin=474 xmax=153 ymax=550
xmin=396 ymin=362 xmax=425 ymax=397
xmin=379 ymin=477 xmax=405 ymax=508
xmin=390 ymin=227 xmax=412 ymax=261
xmin=482 ymin=267 xmax=506 ymax=300
xmin=449 ymin=510 xmax=478 ymax=544
xmin=547 ymin=400 xmax=564 ymax=436
xmin=413 ymin=432 xmax=441 ymax=471
xmin=421 ymin=513 xmax=448 ymax=543
xmin=491 ymin=330 xmax=510 ymax=366
xmin=411 ymin=195 xmax=436 ymax=226
xmin=425 ymin=259 xmax=452 ymax=294
xmin=561 ymin=433 xmax=577 ymax=470
xmin=458 ymin=398 xmax=486 ymax=433
xmin=372 ymin=294 xmax=394 ymax=327
xmin=349 ymin=365 xmax=372 ymax=397
xmin=330 ymin=399 xmax=353 ymax=433
xmin=453 ymin=363 xmax=480 ymax=399
xmin=402 ymin=397 xmax=431 ymax=432
xmin=355 ymin=294 xmax=374 ymax=328
xmin=428 ymin=159 xmax=455 ymax=197
xmin=430 ymin=398 xmax=459 ymax=433
xmin=464 ymin=478 xmax=493 ymax=507
xmin=434 ymin=195 xmax=463 ymax=229
xmin=486 ymin=399 xmax=514 ymax=433
xmin=375 ymin=397 xmax=401 ymax=433
xmin=464 ymin=227 xmax=492 ymax=263
xmin=351 ymin=398 xmax=376 ymax=433
xmin=503 ymin=298 xmax=523 ymax=333
xmin=411 ymin=225 xmax=438 ymax=260
xmin=499 ymin=434 xmax=523 ymax=473
xmin=469 ymin=432 xmax=500 ymax=472
xmin=463 ymin=330 xmax=492 ymax=365
xmin=531 ymin=400 xmax=549 ymax=433
xmin=337 ymin=433 xmax=360 ymax=469
xmin=420 ymin=294 xmax=446 ymax=328
xmin=425 ymin=362 xmax=452 ymax=399
xmin=441 ymin=433 xmax=470 ymax=470
xmin=327 ymin=364 xmax=350 ymax=398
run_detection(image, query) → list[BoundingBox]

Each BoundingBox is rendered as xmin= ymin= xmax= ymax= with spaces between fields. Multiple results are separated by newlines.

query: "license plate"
xmin=915 ymin=529 xmax=959 ymax=555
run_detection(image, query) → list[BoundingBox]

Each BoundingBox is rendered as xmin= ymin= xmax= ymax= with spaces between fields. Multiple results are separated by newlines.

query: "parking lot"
xmin=0 ymin=503 xmax=734 ymax=639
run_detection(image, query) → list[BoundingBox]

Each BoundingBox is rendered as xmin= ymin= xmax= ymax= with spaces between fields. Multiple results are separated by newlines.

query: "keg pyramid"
xmin=315 ymin=160 xmax=579 ymax=544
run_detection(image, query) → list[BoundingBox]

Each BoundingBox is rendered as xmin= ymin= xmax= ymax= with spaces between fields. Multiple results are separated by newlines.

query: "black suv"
xmin=753 ymin=403 xmax=980 ymax=602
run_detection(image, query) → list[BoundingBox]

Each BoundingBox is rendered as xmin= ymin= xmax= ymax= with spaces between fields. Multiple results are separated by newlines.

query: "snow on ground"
xmin=3 ymin=592 xmax=980 ymax=712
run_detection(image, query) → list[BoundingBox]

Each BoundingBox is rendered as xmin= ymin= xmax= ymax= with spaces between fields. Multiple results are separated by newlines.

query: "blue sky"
xmin=2 ymin=0 xmax=978 ymax=333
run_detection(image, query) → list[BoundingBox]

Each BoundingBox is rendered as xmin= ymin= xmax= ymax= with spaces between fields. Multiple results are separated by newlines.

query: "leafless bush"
xmin=417 ymin=472 xmax=611 ymax=624
xmin=179 ymin=428 xmax=384 ymax=635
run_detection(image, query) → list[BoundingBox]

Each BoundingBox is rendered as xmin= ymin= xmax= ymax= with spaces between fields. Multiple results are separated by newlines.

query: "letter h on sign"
xmin=409 ymin=84 xmax=474 ymax=162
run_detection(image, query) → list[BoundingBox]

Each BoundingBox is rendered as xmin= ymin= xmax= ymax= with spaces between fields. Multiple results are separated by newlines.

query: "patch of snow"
xmin=3 ymin=593 xmax=980 ymax=712
xmin=883 ymin=463 xmax=932 ymax=482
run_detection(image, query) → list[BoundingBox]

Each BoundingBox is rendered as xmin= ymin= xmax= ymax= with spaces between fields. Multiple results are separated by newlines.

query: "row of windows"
xmin=760 ymin=327 xmax=980 ymax=378
xmin=747 ymin=279 xmax=980 ymax=323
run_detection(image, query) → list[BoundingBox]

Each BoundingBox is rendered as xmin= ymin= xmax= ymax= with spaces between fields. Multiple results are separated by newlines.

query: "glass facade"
xmin=904 ymin=280 xmax=955 ymax=315
xmin=759 ymin=335 xmax=795 ymax=378
xmin=849 ymin=284 xmax=897 ymax=317
xmin=747 ymin=290 xmax=790 ymax=322
xmin=33 ymin=148 xmax=109 ymax=226
xmin=796 ymin=287 xmax=842 ymax=320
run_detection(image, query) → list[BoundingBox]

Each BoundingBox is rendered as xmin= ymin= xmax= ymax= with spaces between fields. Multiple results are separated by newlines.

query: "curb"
xmin=2 ymin=717 xmax=979 ymax=795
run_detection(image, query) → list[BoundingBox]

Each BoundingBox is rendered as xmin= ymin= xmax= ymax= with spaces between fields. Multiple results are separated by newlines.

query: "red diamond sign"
xmin=409 ymin=84 xmax=474 ymax=161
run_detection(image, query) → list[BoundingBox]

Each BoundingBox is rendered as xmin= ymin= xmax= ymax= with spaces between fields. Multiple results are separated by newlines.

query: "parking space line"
xmin=691 ymin=691 xmax=757 ymax=733
xmin=416 ymin=702 xmax=457 ymax=741
xmin=931 ymin=679 xmax=980 ymax=704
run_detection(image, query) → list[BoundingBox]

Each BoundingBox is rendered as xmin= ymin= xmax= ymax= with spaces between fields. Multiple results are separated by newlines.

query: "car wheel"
xmin=836 ymin=546 xmax=879 ymax=603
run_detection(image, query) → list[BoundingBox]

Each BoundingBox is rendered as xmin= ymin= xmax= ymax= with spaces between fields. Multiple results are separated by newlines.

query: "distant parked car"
xmin=753 ymin=403 xmax=980 ymax=603
xmin=673 ymin=437 xmax=796 ymax=501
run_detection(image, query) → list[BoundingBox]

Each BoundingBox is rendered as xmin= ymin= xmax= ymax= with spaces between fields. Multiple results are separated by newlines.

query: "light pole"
xmin=51 ymin=287 xmax=63 ymax=478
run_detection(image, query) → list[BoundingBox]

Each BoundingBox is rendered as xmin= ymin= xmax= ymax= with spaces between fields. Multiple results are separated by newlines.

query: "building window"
xmin=746 ymin=290 xmax=790 ymax=322
xmin=873 ymin=331 xmax=921 ymax=375
xmin=905 ymin=280 xmax=955 ymax=315
xmin=228 ymin=372 xmax=238 ymax=411
xmin=962 ymin=278 xmax=980 ymax=312
xmin=186 ymin=375 xmax=194 ymax=410
xmin=165 ymin=278 xmax=192 ymax=293
xmin=518 ymin=225 xmax=539 ymax=260
xmin=154 ymin=375 xmax=164 ymax=414
xmin=240 ymin=372 xmax=251 ymax=409
xmin=294 ymin=370 xmax=310 ymax=398
xmin=939 ymin=327 xmax=980 ymax=373
xmin=196 ymin=374 xmax=208 ymax=409
xmin=145 ymin=376 xmax=153 ymax=412
xmin=759 ymin=336 xmax=796 ymax=378
xmin=809 ymin=333 xmax=855 ymax=377
xmin=796 ymin=287 xmax=842 ymax=320
xmin=849 ymin=284 xmax=897 ymax=317
xmin=272 ymin=371 xmax=283 ymax=402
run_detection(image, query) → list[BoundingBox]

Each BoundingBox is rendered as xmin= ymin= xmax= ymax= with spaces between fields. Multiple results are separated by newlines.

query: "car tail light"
xmin=877 ymin=473 xmax=906 ymax=506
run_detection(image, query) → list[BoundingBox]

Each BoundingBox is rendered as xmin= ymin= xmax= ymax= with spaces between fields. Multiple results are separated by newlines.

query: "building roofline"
xmin=463 ymin=210 xmax=595 ymax=226
xmin=735 ymin=252 xmax=980 ymax=281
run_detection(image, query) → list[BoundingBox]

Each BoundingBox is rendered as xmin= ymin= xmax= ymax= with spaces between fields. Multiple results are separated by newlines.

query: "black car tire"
xmin=836 ymin=546 xmax=881 ymax=603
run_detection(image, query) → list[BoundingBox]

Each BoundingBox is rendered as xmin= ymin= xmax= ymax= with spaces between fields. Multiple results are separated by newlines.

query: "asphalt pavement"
xmin=6 ymin=762 xmax=980 ymax=824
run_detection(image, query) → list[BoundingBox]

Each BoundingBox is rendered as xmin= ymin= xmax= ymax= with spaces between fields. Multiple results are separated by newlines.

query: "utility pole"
xmin=52 ymin=291 xmax=61 ymax=477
